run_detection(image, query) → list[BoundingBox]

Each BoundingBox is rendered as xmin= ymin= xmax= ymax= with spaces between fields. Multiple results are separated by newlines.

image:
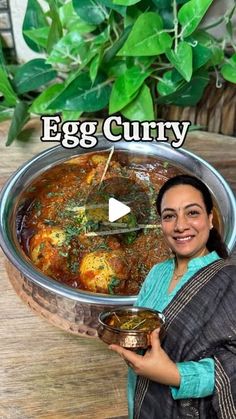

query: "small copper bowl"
xmin=97 ymin=306 xmax=165 ymax=349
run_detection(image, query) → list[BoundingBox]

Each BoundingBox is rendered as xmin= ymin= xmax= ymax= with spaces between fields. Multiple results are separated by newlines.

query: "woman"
xmin=110 ymin=175 xmax=236 ymax=419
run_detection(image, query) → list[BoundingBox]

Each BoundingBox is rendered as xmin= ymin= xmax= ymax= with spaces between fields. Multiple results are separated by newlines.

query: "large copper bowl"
xmin=0 ymin=137 xmax=236 ymax=337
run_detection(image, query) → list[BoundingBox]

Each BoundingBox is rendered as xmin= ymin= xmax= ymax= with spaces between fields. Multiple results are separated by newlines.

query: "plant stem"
xmin=160 ymin=29 xmax=175 ymax=34
xmin=214 ymin=67 xmax=222 ymax=88
xmin=156 ymin=64 xmax=173 ymax=69
xmin=151 ymin=75 xmax=166 ymax=82
xmin=201 ymin=4 xmax=236 ymax=31
xmin=201 ymin=16 xmax=225 ymax=31
xmin=173 ymin=0 xmax=178 ymax=53
xmin=112 ymin=23 xmax=120 ymax=40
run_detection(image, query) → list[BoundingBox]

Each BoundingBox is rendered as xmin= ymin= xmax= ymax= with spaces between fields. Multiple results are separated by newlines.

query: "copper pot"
xmin=0 ymin=138 xmax=236 ymax=336
xmin=97 ymin=306 xmax=165 ymax=349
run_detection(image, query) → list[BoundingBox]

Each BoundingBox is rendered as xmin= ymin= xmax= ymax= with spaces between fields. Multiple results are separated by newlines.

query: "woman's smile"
xmin=173 ymin=235 xmax=195 ymax=243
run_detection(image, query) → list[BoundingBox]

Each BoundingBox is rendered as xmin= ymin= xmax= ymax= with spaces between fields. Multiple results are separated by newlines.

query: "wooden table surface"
xmin=0 ymin=120 xmax=235 ymax=419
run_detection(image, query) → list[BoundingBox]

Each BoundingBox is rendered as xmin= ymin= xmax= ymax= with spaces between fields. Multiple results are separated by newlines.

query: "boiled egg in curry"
xmin=79 ymin=250 xmax=129 ymax=294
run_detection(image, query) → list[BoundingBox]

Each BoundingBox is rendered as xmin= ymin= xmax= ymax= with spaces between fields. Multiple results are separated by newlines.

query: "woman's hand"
xmin=109 ymin=328 xmax=181 ymax=387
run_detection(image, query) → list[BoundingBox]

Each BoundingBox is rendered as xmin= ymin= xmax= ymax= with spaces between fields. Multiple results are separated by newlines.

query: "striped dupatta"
xmin=134 ymin=259 xmax=236 ymax=419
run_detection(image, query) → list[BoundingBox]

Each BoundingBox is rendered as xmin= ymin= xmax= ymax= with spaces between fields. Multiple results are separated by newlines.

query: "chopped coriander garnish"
xmin=43 ymin=219 xmax=57 ymax=226
xmin=85 ymin=220 xmax=100 ymax=232
xmin=46 ymin=192 xmax=64 ymax=197
xmin=72 ymin=248 xmax=79 ymax=255
xmin=59 ymin=250 xmax=68 ymax=258
xmin=93 ymin=242 xmax=109 ymax=251
xmin=70 ymin=261 xmax=79 ymax=273
xmin=33 ymin=200 xmax=41 ymax=210
xmin=39 ymin=242 xmax=45 ymax=251
xmin=108 ymin=277 xmax=120 ymax=294
xmin=65 ymin=225 xmax=83 ymax=244
xmin=27 ymin=186 xmax=36 ymax=192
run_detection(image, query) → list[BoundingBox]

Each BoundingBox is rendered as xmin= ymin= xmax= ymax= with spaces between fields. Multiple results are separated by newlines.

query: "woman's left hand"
xmin=109 ymin=328 xmax=180 ymax=387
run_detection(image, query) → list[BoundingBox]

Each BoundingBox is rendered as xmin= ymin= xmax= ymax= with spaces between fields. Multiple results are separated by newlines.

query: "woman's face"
xmin=160 ymin=184 xmax=213 ymax=260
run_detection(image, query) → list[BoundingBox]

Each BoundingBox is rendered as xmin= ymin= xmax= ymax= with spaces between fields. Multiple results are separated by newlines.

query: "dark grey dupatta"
xmin=134 ymin=259 xmax=236 ymax=419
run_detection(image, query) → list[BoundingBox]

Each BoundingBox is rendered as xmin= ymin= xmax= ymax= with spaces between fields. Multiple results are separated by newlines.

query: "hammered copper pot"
xmin=97 ymin=307 xmax=166 ymax=349
xmin=0 ymin=138 xmax=236 ymax=337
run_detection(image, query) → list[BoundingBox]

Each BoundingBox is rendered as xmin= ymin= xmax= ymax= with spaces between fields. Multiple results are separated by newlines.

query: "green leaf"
xmin=0 ymin=38 xmax=6 ymax=67
xmin=124 ymin=6 xmax=142 ymax=26
xmin=59 ymin=1 xmax=96 ymax=32
xmin=130 ymin=56 xmax=156 ymax=70
xmin=157 ymin=70 xmax=209 ymax=106
xmin=23 ymin=27 xmax=50 ymax=50
xmin=193 ymin=31 xmax=224 ymax=66
xmin=157 ymin=70 xmax=183 ymax=96
xmin=72 ymin=0 xmax=108 ymax=25
xmin=100 ymin=0 xmax=126 ymax=15
xmin=47 ymin=31 xmax=84 ymax=65
xmin=59 ymin=1 xmax=77 ymax=27
xmin=93 ymin=28 xmax=110 ymax=45
xmin=6 ymin=102 xmax=30 ymax=146
xmin=0 ymin=67 xmax=18 ymax=105
xmin=0 ymin=106 xmax=14 ymax=122
xmin=191 ymin=42 xmax=212 ymax=70
xmin=118 ymin=12 xmax=172 ymax=56
xmin=121 ymin=84 xmax=154 ymax=121
xmin=62 ymin=110 xmax=83 ymax=121
xmin=13 ymin=59 xmax=57 ymax=94
xmin=178 ymin=0 xmax=214 ymax=38
xmin=49 ymin=73 xmax=111 ymax=112
xmin=23 ymin=0 xmax=49 ymax=52
xmin=166 ymin=41 xmax=192 ymax=82
xmin=208 ymin=47 xmax=224 ymax=67
xmin=106 ymin=58 xmax=128 ymax=77
xmin=226 ymin=20 xmax=233 ymax=40
xmin=137 ymin=0 xmax=156 ymax=11
xmin=221 ymin=54 xmax=236 ymax=83
xmin=47 ymin=0 xmax=63 ymax=53
xmin=155 ymin=0 xmax=190 ymax=7
xmin=112 ymin=0 xmax=141 ymax=5
xmin=29 ymin=83 xmax=65 ymax=114
xmin=47 ymin=29 xmax=106 ymax=68
xmin=159 ymin=7 xmax=174 ymax=29
xmin=228 ymin=2 xmax=236 ymax=20
xmin=90 ymin=50 xmax=103 ymax=83
xmin=103 ymin=25 xmax=132 ymax=64
xmin=151 ymin=1 xmax=174 ymax=29
xmin=6 ymin=65 xmax=19 ymax=77
xmin=151 ymin=0 xmax=172 ymax=7
xmin=109 ymin=66 xmax=152 ymax=114
xmin=225 ymin=3 xmax=236 ymax=41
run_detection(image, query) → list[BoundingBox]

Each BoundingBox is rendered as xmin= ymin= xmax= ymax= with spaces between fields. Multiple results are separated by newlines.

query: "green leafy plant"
xmin=0 ymin=0 xmax=236 ymax=145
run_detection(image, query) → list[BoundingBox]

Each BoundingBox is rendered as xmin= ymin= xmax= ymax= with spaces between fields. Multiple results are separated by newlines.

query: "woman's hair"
xmin=156 ymin=174 xmax=228 ymax=259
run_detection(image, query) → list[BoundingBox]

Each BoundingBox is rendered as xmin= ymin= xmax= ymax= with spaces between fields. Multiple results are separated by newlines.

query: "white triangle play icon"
xmin=108 ymin=198 xmax=131 ymax=222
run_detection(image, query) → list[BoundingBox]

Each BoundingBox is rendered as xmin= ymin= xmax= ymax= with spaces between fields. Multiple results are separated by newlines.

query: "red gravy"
xmin=16 ymin=151 xmax=185 ymax=295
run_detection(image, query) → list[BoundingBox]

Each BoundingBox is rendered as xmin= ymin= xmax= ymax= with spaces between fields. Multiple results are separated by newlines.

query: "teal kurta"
xmin=127 ymin=251 xmax=220 ymax=419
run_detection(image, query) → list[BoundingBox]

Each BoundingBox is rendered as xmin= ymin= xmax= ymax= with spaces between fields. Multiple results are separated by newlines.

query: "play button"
xmin=109 ymin=198 xmax=130 ymax=222
xmin=85 ymin=176 xmax=151 ymax=235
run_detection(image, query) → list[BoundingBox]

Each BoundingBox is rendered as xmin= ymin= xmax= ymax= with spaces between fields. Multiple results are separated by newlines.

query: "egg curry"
xmin=17 ymin=150 xmax=181 ymax=295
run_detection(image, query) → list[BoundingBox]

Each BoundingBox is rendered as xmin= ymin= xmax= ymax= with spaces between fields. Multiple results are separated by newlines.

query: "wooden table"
xmin=0 ymin=120 xmax=235 ymax=419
